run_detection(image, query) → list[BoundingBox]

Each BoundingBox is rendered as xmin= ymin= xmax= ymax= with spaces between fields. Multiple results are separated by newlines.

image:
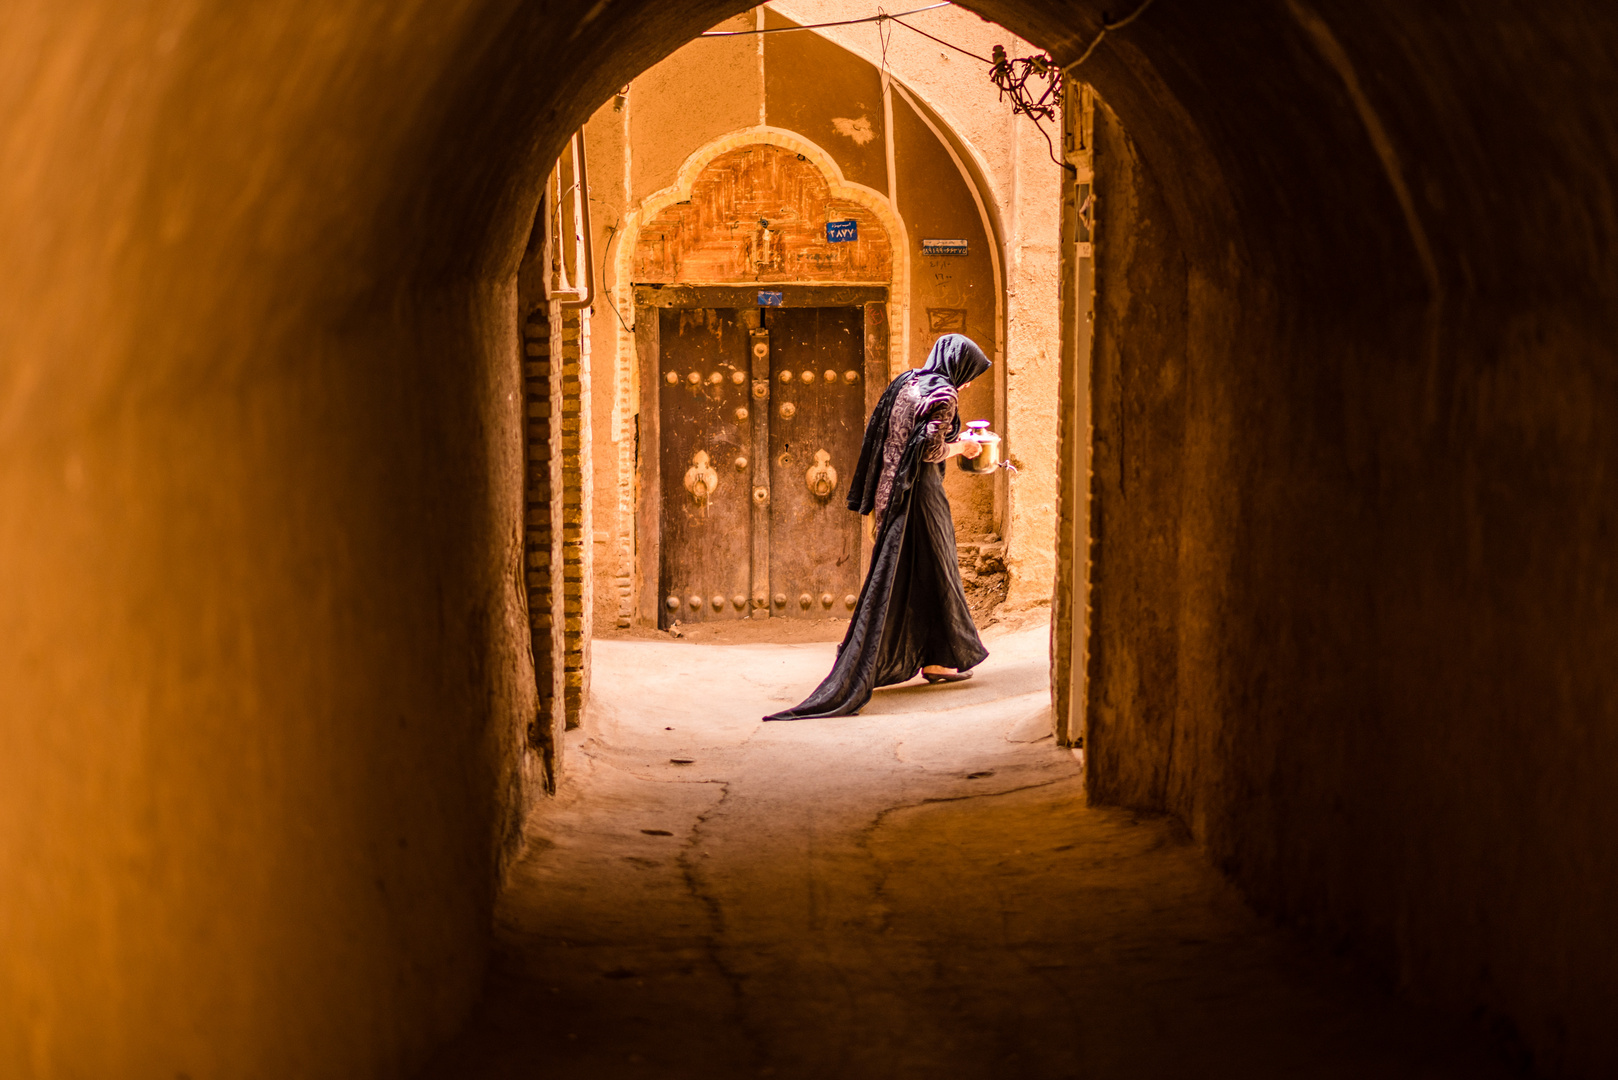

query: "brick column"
xmin=559 ymin=311 xmax=592 ymax=728
xmin=523 ymin=302 xmax=567 ymax=788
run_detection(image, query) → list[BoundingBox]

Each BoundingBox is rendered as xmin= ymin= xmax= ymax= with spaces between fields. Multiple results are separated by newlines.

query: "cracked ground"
xmin=424 ymin=620 xmax=1513 ymax=1080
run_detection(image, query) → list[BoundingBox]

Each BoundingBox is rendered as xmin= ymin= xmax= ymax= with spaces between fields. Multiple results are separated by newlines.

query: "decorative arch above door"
xmin=632 ymin=143 xmax=892 ymax=286
xmin=609 ymin=128 xmax=910 ymax=447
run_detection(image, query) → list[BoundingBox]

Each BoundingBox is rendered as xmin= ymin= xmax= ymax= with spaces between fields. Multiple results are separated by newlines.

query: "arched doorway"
xmin=622 ymin=140 xmax=899 ymax=626
xmin=587 ymin=27 xmax=1033 ymax=634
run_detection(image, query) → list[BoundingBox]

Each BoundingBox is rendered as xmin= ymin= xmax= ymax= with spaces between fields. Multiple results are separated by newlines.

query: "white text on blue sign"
xmin=826 ymin=219 xmax=858 ymax=243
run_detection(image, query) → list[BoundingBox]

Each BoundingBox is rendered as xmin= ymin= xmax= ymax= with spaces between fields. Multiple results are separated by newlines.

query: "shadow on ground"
xmin=422 ymin=620 xmax=1513 ymax=1079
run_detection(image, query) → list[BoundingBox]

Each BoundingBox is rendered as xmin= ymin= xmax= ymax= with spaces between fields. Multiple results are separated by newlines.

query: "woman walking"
xmin=764 ymin=333 xmax=992 ymax=722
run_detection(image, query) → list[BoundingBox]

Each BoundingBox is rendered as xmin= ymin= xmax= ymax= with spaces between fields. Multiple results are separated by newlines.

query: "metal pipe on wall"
xmin=558 ymin=131 xmax=595 ymax=310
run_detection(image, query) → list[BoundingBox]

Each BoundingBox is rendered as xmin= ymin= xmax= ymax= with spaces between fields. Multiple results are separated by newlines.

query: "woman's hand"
xmin=948 ymin=439 xmax=983 ymax=459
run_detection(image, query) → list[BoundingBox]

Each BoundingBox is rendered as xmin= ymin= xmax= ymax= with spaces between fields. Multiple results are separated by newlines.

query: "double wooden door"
xmin=657 ymin=305 xmax=866 ymax=625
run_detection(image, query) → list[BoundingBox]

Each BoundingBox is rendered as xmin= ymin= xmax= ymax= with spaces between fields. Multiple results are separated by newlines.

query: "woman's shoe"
xmin=922 ymin=669 xmax=973 ymax=684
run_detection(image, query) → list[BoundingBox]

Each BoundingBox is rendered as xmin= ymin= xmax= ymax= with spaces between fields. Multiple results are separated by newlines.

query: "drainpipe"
xmin=557 ymin=131 xmax=595 ymax=310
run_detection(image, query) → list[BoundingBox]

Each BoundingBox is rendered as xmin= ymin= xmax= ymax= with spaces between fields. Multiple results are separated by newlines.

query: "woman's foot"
xmin=921 ymin=666 xmax=973 ymax=684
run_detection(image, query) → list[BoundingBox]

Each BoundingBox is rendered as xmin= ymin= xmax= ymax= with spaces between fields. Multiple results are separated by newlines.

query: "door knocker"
xmin=805 ymin=449 xmax=837 ymax=498
xmin=684 ymin=450 xmax=719 ymax=502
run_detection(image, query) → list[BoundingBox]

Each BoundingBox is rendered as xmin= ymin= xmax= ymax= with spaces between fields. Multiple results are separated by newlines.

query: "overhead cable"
xmin=699 ymin=0 xmax=1156 ymax=70
xmin=1072 ymin=0 xmax=1157 ymax=66
xmin=695 ymin=0 xmax=1160 ymax=172
xmin=698 ymin=2 xmax=951 ymax=37
xmin=886 ymin=16 xmax=991 ymax=63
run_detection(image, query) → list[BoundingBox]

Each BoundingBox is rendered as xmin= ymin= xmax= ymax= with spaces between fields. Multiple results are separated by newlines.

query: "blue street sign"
xmin=758 ymin=290 xmax=784 ymax=307
xmin=826 ymin=219 xmax=858 ymax=243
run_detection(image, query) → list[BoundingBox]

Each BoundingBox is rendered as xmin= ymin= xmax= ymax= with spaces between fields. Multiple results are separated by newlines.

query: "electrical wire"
xmin=1072 ymin=0 xmax=1157 ymax=66
xmin=693 ymin=0 xmax=1161 ymax=174
xmin=700 ymin=0 xmax=1156 ymax=68
xmin=601 ymin=222 xmax=634 ymax=335
xmin=699 ymin=2 xmax=950 ymax=36
xmin=886 ymin=16 xmax=990 ymax=63
xmin=1103 ymin=0 xmax=1157 ymax=30
xmin=877 ymin=5 xmax=893 ymax=79
xmin=987 ymin=46 xmax=1067 ymax=169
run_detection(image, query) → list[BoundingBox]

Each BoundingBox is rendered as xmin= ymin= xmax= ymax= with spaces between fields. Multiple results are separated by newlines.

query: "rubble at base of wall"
xmin=957 ymin=538 xmax=1008 ymax=621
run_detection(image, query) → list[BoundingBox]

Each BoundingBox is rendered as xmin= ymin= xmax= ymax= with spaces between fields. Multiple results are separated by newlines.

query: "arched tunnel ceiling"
xmin=404 ymin=0 xmax=1617 ymax=310
xmin=53 ymin=0 xmax=1602 ymax=327
xmin=4 ymin=1 xmax=1618 ymax=1077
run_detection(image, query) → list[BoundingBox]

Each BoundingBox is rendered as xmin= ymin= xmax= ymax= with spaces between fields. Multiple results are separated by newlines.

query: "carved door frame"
xmin=633 ymin=283 xmax=889 ymax=627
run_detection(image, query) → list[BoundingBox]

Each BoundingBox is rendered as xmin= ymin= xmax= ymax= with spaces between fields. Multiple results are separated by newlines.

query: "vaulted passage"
xmin=3 ymin=2 xmax=1616 ymax=1078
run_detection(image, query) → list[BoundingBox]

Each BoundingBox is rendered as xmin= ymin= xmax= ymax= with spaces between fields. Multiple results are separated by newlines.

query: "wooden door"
xmin=657 ymin=306 xmax=865 ymax=625
xmin=658 ymin=308 xmax=754 ymax=624
xmin=764 ymin=307 xmax=864 ymax=619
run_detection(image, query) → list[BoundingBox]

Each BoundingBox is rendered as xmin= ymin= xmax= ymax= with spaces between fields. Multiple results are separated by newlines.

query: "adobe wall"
xmin=0 ymin=0 xmax=655 ymax=1072
xmin=999 ymin=1 xmax=1618 ymax=1073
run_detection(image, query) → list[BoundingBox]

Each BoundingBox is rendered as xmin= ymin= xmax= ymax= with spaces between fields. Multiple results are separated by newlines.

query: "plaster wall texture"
xmin=586 ymin=100 xmax=636 ymax=627
xmin=2 ymin=0 xmax=1617 ymax=1077
xmin=585 ymin=14 xmax=768 ymax=629
xmin=0 ymin=0 xmax=701 ymax=1072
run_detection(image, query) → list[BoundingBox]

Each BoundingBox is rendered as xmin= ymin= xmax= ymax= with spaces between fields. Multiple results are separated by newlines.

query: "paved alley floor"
xmin=425 ymin=619 xmax=1513 ymax=1080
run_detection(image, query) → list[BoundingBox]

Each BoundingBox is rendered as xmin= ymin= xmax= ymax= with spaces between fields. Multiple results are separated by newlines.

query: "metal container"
xmin=956 ymin=420 xmax=1002 ymax=474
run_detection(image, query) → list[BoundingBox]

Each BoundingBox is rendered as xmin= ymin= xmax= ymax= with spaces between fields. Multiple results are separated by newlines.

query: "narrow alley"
xmin=429 ymin=621 xmax=1513 ymax=1079
xmin=9 ymin=3 xmax=1618 ymax=1077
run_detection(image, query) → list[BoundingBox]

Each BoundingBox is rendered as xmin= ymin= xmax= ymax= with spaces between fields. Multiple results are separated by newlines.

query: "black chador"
xmin=764 ymin=334 xmax=991 ymax=721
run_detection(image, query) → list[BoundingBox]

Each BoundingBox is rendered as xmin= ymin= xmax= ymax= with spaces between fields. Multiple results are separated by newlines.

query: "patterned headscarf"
xmin=919 ymin=333 xmax=991 ymax=388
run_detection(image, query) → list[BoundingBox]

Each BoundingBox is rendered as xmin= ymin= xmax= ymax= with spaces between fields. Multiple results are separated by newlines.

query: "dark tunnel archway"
xmin=2 ymin=1 xmax=1615 ymax=1076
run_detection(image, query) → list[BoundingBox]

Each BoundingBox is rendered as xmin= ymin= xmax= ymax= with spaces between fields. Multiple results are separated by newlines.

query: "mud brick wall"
xmin=525 ymin=304 xmax=567 ymax=783
xmin=560 ymin=311 xmax=592 ymax=727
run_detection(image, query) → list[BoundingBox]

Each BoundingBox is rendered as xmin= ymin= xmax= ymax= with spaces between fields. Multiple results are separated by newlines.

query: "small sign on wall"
xmin=758 ymin=290 xmax=784 ymax=307
xmin=921 ymin=238 xmax=969 ymax=256
xmin=826 ymin=219 xmax=858 ymax=243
